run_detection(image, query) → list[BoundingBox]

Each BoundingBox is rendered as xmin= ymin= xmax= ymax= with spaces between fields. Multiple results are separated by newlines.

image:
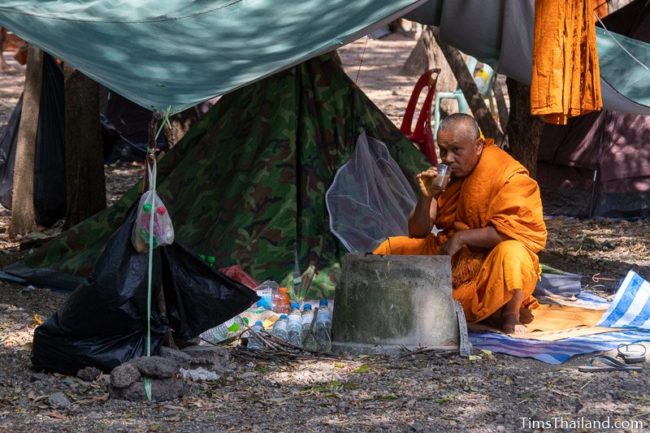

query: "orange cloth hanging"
xmin=530 ymin=0 xmax=603 ymax=125
xmin=373 ymin=141 xmax=547 ymax=323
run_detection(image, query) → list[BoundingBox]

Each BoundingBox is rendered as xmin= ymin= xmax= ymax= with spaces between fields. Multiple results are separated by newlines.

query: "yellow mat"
xmin=469 ymin=304 xmax=620 ymax=341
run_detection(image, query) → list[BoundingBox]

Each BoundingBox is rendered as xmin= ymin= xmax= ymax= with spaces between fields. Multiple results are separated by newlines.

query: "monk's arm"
xmin=456 ymin=226 xmax=510 ymax=248
xmin=408 ymin=195 xmax=437 ymax=238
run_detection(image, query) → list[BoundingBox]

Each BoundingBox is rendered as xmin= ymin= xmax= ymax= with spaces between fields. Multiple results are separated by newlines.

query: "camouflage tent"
xmin=3 ymin=55 xmax=427 ymax=298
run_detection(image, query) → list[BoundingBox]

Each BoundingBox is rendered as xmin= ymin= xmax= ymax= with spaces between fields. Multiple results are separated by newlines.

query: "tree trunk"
xmin=400 ymin=26 xmax=436 ymax=76
xmin=64 ymin=65 xmax=106 ymax=228
xmin=0 ymin=27 xmax=10 ymax=71
xmin=433 ymin=30 xmax=504 ymax=144
xmin=493 ymin=75 xmax=509 ymax=138
xmin=163 ymin=107 xmax=204 ymax=148
xmin=505 ymin=78 xmax=544 ymax=178
xmin=9 ymin=45 xmax=42 ymax=238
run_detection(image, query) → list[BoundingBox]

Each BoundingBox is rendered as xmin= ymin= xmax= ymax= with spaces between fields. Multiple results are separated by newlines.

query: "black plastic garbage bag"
xmin=32 ymin=205 xmax=259 ymax=375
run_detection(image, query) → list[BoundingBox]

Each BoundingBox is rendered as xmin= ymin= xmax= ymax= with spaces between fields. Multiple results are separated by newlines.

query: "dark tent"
xmin=536 ymin=0 xmax=650 ymax=219
xmin=2 ymin=55 xmax=427 ymax=298
xmin=101 ymin=91 xmax=167 ymax=163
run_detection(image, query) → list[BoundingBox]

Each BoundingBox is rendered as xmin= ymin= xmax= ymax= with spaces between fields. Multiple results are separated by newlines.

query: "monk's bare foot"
xmin=502 ymin=313 xmax=527 ymax=336
xmin=519 ymin=308 xmax=534 ymax=325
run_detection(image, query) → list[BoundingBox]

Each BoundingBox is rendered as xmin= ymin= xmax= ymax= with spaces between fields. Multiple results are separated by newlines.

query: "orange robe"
xmin=530 ymin=0 xmax=602 ymax=125
xmin=374 ymin=142 xmax=547 ymax=323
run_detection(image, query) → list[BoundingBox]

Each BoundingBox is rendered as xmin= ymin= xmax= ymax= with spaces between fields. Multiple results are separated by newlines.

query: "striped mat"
xmin=598 ymin=270 xmax=650 ymax=329
xmin=470 ymin=271 xmax=650 ymax=364
xmin=469 ymin=329 xmax=650 ymax=364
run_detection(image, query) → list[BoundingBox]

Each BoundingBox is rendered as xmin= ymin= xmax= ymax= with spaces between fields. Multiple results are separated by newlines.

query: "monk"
xmin=374 ymin=113 xmax=547 ymax=334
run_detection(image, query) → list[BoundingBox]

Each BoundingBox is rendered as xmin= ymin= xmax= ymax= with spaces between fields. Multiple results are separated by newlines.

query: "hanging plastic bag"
xmin=325 ymin=131 xmax=417 ymax=253
xmin=132 ymin=164 xmax=174 ymax=253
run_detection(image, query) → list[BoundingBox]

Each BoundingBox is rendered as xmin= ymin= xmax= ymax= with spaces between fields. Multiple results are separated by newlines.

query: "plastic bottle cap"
xmin=319 ymin=299 xmax=328 ymax=306
xmin=279 ymin=314 xmax=288 ymax=319
xmin=143 ymin=203 xmax=153 ymax=213
xmin=255 ymin=320 xmax=263 ymax=326
xmin=303 ymin=304 xmax=312 ymax=311
xmin=279 ymin=287 xmax=288 ymax=294
xmin=156 ymin=206 xmax=166 ymax=215
xmin=290 ymin=302 xmax=299 ymax=309
xmin=242 ymin=317 xmax=249 ymax=325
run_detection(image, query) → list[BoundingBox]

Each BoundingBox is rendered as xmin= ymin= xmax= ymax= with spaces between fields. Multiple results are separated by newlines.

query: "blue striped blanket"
xmin=471 ymin=271 xmax=650 ymax=364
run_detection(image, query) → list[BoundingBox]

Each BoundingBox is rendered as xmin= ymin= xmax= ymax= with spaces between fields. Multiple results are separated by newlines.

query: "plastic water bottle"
xmin=200 ymin=316 xmax=245 ymax=344
xmin=287 ymin=302 xmax=303 ymax=348
xmin=200 ymin=323 xmax=228 ymax=344
xmin=247 ymin=320 xmax=265 ymax=351
xmin=301 ymin=303 xmax=317 ymax=352
xmin=271 ymin=314 xmax=289 ymax=341
xmin=314 ymin=299 xmax=332 ymax=352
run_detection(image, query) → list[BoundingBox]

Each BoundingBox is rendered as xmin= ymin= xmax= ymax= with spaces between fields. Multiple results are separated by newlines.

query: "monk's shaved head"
xmin=437 ymin=113 xmax=480 ymax=142
xmin=436 ymin=113 xmax=485 ymax=178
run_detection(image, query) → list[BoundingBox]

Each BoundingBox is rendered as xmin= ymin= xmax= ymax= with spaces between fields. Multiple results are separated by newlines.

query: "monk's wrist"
xmin=455 ymin=231 xmax=468 ymax=246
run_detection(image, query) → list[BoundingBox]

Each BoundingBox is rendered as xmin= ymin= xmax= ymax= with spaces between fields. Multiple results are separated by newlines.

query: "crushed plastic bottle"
xmin=271 ymin=314 xmax=289 ymax=341
xmin=314 ymin=299 xmax=332 ymax=352
xmin=287 ymin=302 xmax=303 ymax=348
xmin=199 ymin=323 xmax=228 ymax=344
xmin=247 ymin=320 xmax=265 ymax=351
xmin=301 ymin=303 xmax=317 ymax=352
xmin=200 ymin=316 xmax=246 ymax=344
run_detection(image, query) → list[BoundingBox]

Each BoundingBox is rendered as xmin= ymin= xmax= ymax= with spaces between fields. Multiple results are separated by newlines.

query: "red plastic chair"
xmin=399 ymin=68 xmax=441 ymax=165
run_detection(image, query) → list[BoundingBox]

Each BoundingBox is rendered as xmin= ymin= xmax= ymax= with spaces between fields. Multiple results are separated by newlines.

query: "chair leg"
xmin=433 ymin=94 xmax=443 ymax=139
xmin=457 ymin=93 xmax=469 ymax=114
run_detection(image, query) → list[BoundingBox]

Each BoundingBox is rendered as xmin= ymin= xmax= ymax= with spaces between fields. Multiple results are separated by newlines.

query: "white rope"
xmin=594 ymin=12 xmax=649 ymax=72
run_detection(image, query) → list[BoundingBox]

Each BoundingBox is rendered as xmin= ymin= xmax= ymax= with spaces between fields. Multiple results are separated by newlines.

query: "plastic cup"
xmin=431 ymin=163 xmax=450 ymax=192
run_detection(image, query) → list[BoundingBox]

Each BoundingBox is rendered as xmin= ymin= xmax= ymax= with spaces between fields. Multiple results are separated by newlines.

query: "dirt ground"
xmin=0 ymin=36 xmax=649 ymax=433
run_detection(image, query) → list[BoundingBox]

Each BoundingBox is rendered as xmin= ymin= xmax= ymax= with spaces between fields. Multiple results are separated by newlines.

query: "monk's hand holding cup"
xmin=416 ymin=164 xmax=450 ymax=198
xmin=416 ymin=166 xmax=439 ymax=198
xmin=430 ymin=163 xmax=450 ymax=194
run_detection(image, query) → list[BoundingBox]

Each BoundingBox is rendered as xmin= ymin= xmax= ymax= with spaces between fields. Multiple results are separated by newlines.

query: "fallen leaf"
xmin=480 ymin=349 xmax=495 ymax=360
xmin=353 ymin=364 xmax=370 ymax=374
xmin=45 ymin=411 xmax=66 ymax=420
xmin=33 ymin=313 xmax=44 ymax=326
xmin=433 ymin=393 xmax=454 ymax=404
xmin=376 ymin=393 xmax=399 ymax=401
xmin=75 ymin=394 xmax=110 ymax=405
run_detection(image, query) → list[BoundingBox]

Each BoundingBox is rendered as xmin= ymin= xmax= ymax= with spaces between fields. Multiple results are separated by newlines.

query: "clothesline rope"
xmin=594 ymin=11 xmax=650 ymax=72
xmin=144 ymin=107 xmax=172 ymax=401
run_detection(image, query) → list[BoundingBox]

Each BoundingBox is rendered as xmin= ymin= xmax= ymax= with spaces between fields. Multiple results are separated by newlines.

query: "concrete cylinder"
xmin=332 ymin=254 xmax=458 ymax=354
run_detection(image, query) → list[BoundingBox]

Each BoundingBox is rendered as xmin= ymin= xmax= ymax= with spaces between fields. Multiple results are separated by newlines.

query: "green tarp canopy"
xmin=0 ymin=0 xmax=424 ymax=112
xmin=3 ymin=55 xmax=428 ymax=297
